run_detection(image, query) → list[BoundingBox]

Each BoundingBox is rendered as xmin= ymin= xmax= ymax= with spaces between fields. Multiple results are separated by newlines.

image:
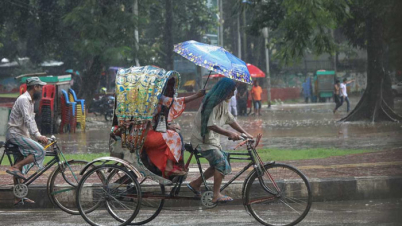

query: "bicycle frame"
xmin=203 ymin=139 xmax=279 ymax=196
xmin=136 ymin=137 xmax=279 ymax=201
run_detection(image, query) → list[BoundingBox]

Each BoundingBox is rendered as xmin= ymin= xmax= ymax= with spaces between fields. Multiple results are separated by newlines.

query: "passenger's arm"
xmin=184 ymin=89 xmax=206 ymax=104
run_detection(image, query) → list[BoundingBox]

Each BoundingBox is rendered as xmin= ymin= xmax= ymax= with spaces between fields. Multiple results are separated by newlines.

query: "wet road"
xmin=57 ymin=96 xmax=402 ymax=154
xmin=1 ymin=199 xmax=401 ymax=225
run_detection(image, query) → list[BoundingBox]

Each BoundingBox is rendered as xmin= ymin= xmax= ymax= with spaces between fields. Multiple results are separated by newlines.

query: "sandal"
xmin=187 ymin=183 xmax=201 ymax=196
xmin=6 ymin=169 xmax=26 ymax=180
xmin=14 ymin=197 xmax=35 ymax=206
xmin=212 ymin=195 xmax=233 ymax=204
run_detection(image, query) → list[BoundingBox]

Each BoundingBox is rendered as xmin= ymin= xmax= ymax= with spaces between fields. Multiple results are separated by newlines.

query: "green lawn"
xmin=0 ymin=148 xmax=372 ymax=166
xmin=0 ymin=93 xmax=19 ymax=98
xmin=183 ymin=148 xmax=372 ymax=164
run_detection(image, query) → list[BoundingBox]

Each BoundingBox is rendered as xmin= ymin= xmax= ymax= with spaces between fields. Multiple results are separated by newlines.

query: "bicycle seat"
xmin=5 ymin=141 xmax=20 ymax=153
xmin=4 ymin=141 xmax=23 ymax=162
xmin=184 ymin=143 xmax=198 ymax=154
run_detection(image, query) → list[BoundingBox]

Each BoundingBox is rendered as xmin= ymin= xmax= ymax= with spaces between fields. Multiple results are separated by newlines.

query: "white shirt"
xmin=340 ymin=83 xmax=347 ymax=97
xmin=229 ymin=89 xmax=237 ymax=107
xmin=7 ymin=91 xmax=41 ymax=139
xmin=190 ymin=101 xmax=235 ymax=151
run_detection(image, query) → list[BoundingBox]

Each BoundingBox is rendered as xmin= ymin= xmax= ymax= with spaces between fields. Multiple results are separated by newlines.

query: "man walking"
xmin=334 ymin=78 xmax=354 ymax=113
xmin=333 ymin=80 xmax=341 ymax=113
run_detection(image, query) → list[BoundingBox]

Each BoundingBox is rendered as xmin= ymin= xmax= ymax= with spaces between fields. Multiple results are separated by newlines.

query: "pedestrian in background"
xmin=250 ymin=80 xmax=262 ymax=116
xmin=237 ymin=84 xmax=248 ymax=116
xmin=340 ymin=78 xmax=354 ymax=113
xmin=302 ymin=80 xmax=311 ymax=103
xmin=228 ymin=87 xmax=238 ymax=118
xmin=334 ymin=78 xmax=354 ymax=113
xmin=333 ymin=80 xmax=341 ymax=113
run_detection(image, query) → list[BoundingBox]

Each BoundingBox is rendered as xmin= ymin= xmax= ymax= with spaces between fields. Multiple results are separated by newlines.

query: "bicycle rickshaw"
xmin=76 ymin=65 xmax=312 ymax=226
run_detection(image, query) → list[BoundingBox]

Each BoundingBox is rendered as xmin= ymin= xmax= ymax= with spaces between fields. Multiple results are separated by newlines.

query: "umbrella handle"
xmin=203 ymin=71 xmax=212 ymax=89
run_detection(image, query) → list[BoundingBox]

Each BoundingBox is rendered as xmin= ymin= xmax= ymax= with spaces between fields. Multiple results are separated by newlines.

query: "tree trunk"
xmin=165 ymin=0 xmax=173 ymax=70
xmin=81 ymin=56 xmax=103 ymax=108
xmin=341 ymin=12 xmax=402 ymax=122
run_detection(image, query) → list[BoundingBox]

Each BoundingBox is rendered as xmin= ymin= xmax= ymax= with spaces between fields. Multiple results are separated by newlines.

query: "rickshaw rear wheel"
xmin=76 ymin=164 xmax=142 ymax=226
xmin=104 ymin=166 xmax=165 ymax=225
xmin=129 ymin=180 xmax=165 ymax=225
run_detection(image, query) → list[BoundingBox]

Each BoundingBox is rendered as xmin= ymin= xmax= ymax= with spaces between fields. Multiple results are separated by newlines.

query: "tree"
xmin=138 ymin=0 xmax=217 ymax=69
xmin=247 ymin=0 xmax=402 ymax=122
xmin=63 ymin=0 xmax=137 ymax=105
xmin=338 ymin=0 xmax=402 ymax=122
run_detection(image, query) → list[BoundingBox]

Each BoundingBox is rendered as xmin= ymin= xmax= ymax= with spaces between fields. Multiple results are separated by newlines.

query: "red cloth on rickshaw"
xmin=144 ymin=129 xmax=183 ymax=177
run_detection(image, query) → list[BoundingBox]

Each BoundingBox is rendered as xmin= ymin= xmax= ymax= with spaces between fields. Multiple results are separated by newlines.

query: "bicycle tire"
xmin=76 ymin=164 xmax=142 ymax=226
xmin=103 ymin=168 xmax=164 ymax=225
xmin=129 ymin=180 xmax=165 ymax=225
xmin=103 ymin=165 xmax=165 ymax=225
xmin=244 ymin=163 xmax=312 ymax=226
xmin=48 ymin=160 xmax=99 ymax=215
xmin=104 ymin=112 xmax=113 ymax=121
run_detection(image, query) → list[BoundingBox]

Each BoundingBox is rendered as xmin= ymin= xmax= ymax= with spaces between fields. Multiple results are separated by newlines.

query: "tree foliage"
xmin=247 ymin=0 xmax=402 ymax=122
xmin=248 ymin=0 xmax=350 ymax=64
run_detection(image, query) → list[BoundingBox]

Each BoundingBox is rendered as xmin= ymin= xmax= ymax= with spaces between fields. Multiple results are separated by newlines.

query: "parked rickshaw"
xmin=75 ymin=65 xmax=312 ymax=226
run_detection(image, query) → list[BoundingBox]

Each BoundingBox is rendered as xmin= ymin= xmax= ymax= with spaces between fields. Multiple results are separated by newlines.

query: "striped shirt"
xmin=7 ymin=91 xmax=41 ymax=140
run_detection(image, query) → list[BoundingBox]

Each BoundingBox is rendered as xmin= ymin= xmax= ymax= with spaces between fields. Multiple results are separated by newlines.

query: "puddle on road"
xmin=57 ymin=97 xmax=402 ymax=154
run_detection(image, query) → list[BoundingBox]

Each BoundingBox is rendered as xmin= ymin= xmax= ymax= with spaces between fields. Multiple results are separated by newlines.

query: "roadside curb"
xmin=1 ymin=176 xmax=401 ymax=209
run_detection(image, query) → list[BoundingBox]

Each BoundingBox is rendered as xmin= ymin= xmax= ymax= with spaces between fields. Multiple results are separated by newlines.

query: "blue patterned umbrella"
xmin=174 ymin=40 xmax=252 ymax=85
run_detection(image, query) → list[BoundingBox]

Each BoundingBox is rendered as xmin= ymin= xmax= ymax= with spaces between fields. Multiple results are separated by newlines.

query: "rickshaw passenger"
xmin=143 ymin=78 xmax=205 ymax=177
xmin=187 ymin=77 xmax=253 ymax=203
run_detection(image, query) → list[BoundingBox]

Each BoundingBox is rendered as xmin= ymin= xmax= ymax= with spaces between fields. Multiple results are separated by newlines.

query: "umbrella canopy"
xmin=246 ymin=63 xmax=265 ymax=78
xmin=204 ymin=63 xmax=265 ymax=79
xmin=174 ymin=40 xmax=252 ymax=84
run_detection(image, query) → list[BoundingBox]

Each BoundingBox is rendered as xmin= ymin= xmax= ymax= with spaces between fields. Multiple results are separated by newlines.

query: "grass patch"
xmin=0 ymin=152 xmax=108 ymax=166
xmin=184 ymin=148 xmax=372 ymax=164
xmin=0 ymin=93 xmax=19 ymax=98
xmin=0 ymin=148 xmax=372 ymax=166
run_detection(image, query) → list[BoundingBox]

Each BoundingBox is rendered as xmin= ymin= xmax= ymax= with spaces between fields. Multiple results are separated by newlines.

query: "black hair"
xmin=343 ymin=78 xmax=347 ymax=82
xmin=26 ymin=85 xmax=35 ymax=91
xmin=335 ymin=80 xmax=340 ymax=84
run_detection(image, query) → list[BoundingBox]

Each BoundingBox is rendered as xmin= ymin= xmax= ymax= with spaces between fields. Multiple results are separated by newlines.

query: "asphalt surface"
xmin=0 ymin=199 xmax=401 ymax=226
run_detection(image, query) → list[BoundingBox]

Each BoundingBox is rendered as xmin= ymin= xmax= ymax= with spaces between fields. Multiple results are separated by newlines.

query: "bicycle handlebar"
xmin=228 ymin=133 xmax=252 ymax=141
xmin=47 ymin=135 xmax=57 ymax=143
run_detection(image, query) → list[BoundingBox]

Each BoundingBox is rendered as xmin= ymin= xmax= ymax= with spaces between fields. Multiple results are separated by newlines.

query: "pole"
xmin=134 ymin=0 xmax=140 ymax=66
xmin=263 ymin=28 xmax=271 ymax=108
xmin=203 ymin=71 xmax=212 ymax=89
xmin=242 ymin=9 xmax=247 ymax=62
xmin=237 ymin=13 xmax=241 ymax=58
xmin=219 ymin=0 xmax=224 ymax=47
